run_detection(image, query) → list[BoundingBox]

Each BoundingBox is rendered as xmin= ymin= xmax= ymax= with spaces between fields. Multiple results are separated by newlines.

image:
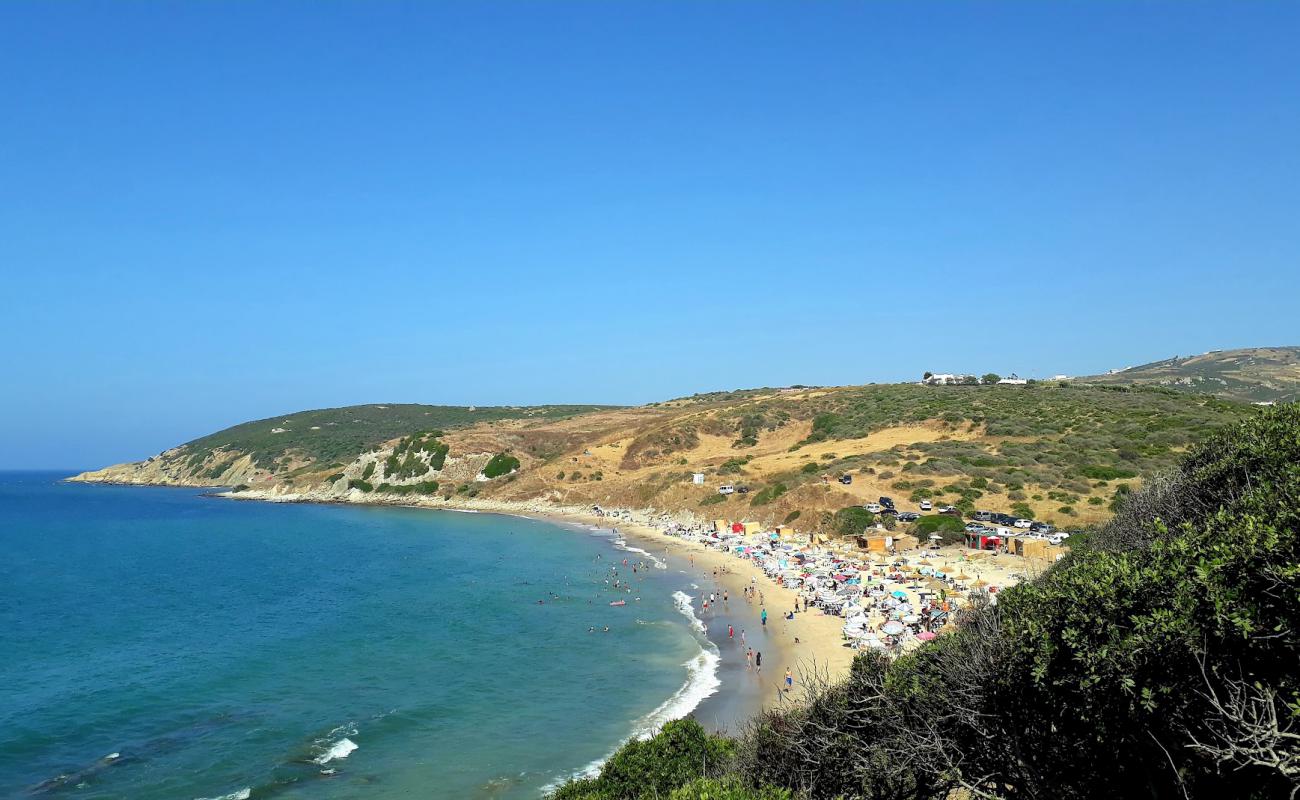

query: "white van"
xmin=865 ymin=502 xmax=883 ymax=513
xmin=919 ymin=500 xmax=933 ymax=511
xmin=718 ymin=485 xmax=735 ymax=495
xmin=1014 ymin=518 xmax=1033 ymax=529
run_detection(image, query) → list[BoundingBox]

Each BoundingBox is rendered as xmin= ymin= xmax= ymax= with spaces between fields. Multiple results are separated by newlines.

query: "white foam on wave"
xmin=543 ymin=591 xmax=721 ymax=793
xmin=612 ymin=537 xmax=667 ymax=570
xmin=673 ymin=591 xmax=707 ymax=635
xmin=194 ymin=789 xmax=250 ymax=800
xmin=313 ymin=737 xmax=358 ymax=765
xmin=311 ymin=722 xmax=359 ymax=765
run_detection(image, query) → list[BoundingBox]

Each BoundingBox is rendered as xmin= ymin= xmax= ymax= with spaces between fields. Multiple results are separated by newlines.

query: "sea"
xmin=0 ymin=471 xmax=771 ymax=799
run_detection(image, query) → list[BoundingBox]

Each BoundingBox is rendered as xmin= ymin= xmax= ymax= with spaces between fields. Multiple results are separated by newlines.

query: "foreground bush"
xmin=550 ymin=719 xmax=735 ymax=799
xmin=732 ymin=404 xmax=1300 ymax=798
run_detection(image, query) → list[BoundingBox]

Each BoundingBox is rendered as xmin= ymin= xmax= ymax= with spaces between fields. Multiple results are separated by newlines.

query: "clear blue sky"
xmin=2 ymin=2 xmax=1297 ymax=470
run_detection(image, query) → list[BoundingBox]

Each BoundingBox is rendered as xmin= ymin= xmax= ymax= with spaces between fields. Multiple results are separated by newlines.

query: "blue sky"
xmin=2 ymin=2 xmax=1297 ymax=469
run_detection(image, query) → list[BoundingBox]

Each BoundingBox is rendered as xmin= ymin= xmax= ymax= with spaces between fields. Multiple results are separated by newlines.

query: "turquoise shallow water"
xmin=0 ymin=472 xmax=713 ymax=799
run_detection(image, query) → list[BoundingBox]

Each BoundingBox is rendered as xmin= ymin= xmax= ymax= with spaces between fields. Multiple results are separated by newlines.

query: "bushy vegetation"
xmin=749 ymin=483 xmax=788 ymax=506
xmin=761 ymin=384 xmax=1254 ymax=503
xmin=831 ymin=506 xmax=875 ymax=537
xmin=579 ymin=406 xmax=1300 ymax=799
xmin=176 ymin=403 xmax=611 ymax=472
xmin=385 ymin=431 xmax=450 ymax=479
xmin=549 ymin=719 xmax=787 ymax=799
xmin=482 ymin=452 xmax=521 ymax=479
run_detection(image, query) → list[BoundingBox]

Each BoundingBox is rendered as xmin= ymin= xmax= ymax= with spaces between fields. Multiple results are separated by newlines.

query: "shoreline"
xmin=69 ymin=477 xmax=857 ymax=734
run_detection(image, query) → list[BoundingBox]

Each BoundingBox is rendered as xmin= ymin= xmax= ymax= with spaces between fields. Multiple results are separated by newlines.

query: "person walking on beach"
xmin=760 ymin=608 xmax=767 ymax=628
xmin=755 ymin=651 xmax=762 ymax=673
xmin=746 ymin=648 xmax=752 ymax=670
xmin=785 ymin=668 xmax=793 ymax=693
xmin=740 ymin=629 xmax=745 ymax=646
xmin=728 ymin=624 xmax=734 ymax=640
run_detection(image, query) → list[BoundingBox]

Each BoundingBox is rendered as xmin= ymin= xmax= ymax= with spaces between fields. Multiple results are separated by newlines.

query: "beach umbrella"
xmin=917 ymin=631 xmax=937 ymax=641
xmin=902 ymin=614 xmax=920 ymax=624
xmin=891 ymin=590 xmax=907 ymax=598
xmin=882 ymin=620 xmax=904 ymax=635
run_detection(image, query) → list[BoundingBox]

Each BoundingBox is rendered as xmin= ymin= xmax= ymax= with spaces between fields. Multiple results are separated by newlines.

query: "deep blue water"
xmin=0 ymin=472 xmax=715 ymax=799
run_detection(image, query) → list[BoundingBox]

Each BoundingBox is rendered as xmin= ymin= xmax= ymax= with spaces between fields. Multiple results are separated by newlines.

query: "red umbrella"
xmin=917 ymin=631 xmax=938 ymax=641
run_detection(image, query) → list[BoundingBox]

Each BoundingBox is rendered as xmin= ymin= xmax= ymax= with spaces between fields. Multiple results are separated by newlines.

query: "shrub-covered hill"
xmin=178 ymin=403 xmax=614 ymax=471
xmin=71 ymin=383 xmax=1259 ymax=530
xmin=550 ymin=405 xmax=1300 ymax=799
xmin=1081 ymin=345 xmax=1300 ymax=404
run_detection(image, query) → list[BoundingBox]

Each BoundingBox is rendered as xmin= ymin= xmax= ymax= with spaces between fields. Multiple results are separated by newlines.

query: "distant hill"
xmin=1079 ymin=346 xmax=1300 ymax=403
xmin=71 ymin=383 xmax=1258 ymax=531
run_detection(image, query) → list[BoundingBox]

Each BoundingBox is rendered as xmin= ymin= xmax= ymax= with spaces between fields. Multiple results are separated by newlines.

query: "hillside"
xmin=71 ymin=383 xmax=1258 ymax=532
xmin=1080 ymin=345 xmax=1300 ymax=403
xmin=548 ymin=405 xmax=1300 ymax=800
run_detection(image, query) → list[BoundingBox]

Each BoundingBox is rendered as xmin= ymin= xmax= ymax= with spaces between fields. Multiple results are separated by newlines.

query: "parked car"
xmin=973 ymin=510 xmax=994 ymax=522
xmin=1030 ymin=521 xmax=1055 ymax=534
xmin=939 ymin=505 xmax=962 ymax=516
xmin=879 ymin=496 xmax=896 ymax=508
xmin=735 ymin=486 xmax=750 ymax=494
xmin=880 ymin=507 xmax=898 ymax=516
xmin=897 ymin=511 xmax=920 ymax=522
xmin=1014 ymin=518 xmax=1033 ymax=529
xmin=919 ymin=500 xmax=933 ymax=511
xmin=994 ymin=513 xmax=1019 ymax=526
xmin=865 ymin=503 xmax=884 ymax=513
xmin=717 ymin=485 xmax=735 ymax=495
xmin=838 ymin=474 xmax=853 ymax=485
xmin=964 ymin=522 xmax=987 ymax=532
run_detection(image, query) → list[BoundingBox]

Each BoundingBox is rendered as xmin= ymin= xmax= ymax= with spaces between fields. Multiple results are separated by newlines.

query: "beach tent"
xmin=742 ymin=521 xmax=763 ymax=535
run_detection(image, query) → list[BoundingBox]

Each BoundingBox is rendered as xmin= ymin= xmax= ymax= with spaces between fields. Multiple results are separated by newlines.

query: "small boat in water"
xmin=609 ymin=600 xmax=626 ymax=606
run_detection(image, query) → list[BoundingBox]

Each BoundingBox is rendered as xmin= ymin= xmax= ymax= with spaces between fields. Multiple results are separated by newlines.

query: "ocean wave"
xmin=543 ymin=593 xmax=721 ymax=793
xmin=613 ymin=538 xmax=667 ymax=570
xmin=312 ymin=722 xmax=359 ymax=765
xmin=672 ymin=591 xmax=707 ymax=635
xmin=194 ymin=789 xmax=250 ymax=800
xmin=313 ymin=737 xmax=357 ymax=765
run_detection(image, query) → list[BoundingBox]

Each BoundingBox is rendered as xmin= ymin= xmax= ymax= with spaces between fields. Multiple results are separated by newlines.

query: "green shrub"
xmin=1080 ymin=464 xmax=1138 ymax=481
xmin=549 ymin=719 xmax=734 ymax=799
xmin=719 ymin=457 xmax=749 ymax=475
xmin=832 ymin=506 xmax=875 ymax=536
xmin=482 ymin=453 xmax=520 ymax=479
xmin=348 ymin=479 xmax=373 ymax=492
xmin=701 ymin=494 xmax=727 ymax=506
xmin=782 ymin=510 xmax=801 ymax=525
xmin=800 ymin=462 xmax=820 ymax=474
xmin=750 ymin=483 xmax=788 ymax=506
xmin=361 ymin=462 xmax=375 ymax=481
xmin=912 ymin=514 xmax=965 ymax=543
